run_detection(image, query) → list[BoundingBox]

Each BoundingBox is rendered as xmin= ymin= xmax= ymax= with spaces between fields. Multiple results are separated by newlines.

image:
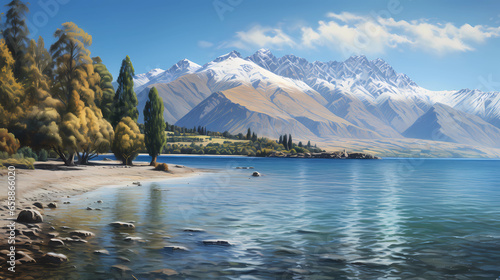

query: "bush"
xmin=18 ymin=147 xmax=38 ymax=161
xmin=0 ymin=157 xmax=35 ymax=169
xmin=38 ymin=149 xmax=48 ymax=161
xmin=154 ymin=162 xmax=169 ymax=171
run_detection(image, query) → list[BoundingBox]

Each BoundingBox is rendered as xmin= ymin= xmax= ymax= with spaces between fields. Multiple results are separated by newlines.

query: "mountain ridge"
xmin=127 ymin=49 xmax=500 ymax=153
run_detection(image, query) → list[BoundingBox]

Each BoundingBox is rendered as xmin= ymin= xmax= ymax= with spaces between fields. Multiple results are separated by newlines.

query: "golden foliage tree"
xmin=0 ymin=128 xmax=20 ymax=155
xmin=49 ymin=22 xmax=113 ymax=165
xmin=0 ymin=39 xmax=24 ymax=130
xmin=111 ymin=117 xmax=144 ymax=165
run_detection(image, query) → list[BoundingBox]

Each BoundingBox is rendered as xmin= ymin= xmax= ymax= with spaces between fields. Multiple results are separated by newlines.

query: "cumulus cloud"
xmin=221 ymin=25 xmax=296 ymax=50
xmin=224 ymin=12 xmax=500 ymax=55
xmin=302 ymin=12 xmax=500 ymax=55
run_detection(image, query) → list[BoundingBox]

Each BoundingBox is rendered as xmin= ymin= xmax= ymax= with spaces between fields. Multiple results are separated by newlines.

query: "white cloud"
xmin=306 ymin=13 xmax=500 ymax=55
xmin=198 ymin=40 xmax=214 ymax=48
xmin=224 ymin=12 xmax=500 ymax=56
xmin=221 ymin=25 xmax=296 ymax=50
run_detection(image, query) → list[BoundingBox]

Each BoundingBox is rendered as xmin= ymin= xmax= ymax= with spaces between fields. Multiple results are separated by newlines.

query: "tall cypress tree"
xmin=92 ymin=57 xmax=115 ymax=122
xmin=112 ymin=55 xmax=138 ymax=127
xmin=3 ymin=0 xmax=30 ymax=81
xmin=144 ymin=87 xmax=166 ymax=166
xmin=283 ymin=134 xmax=288 ymax=150
xmin=246 ymin=128 xmax=251 ymax=140
xmin=279 ymin=135 xmax=283 ymax=144
xmin=288 ymin=134 xmax=293 ymax=151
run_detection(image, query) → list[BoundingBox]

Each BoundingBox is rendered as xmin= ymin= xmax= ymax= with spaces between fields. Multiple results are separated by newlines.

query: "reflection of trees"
xmin=147 ymin=183 xmax=164 ymax=226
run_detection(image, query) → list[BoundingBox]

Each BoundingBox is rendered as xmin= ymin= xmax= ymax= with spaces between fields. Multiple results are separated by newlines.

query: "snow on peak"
xmin=168 ymin=59 xmax=201 ymax=74
xmin=213 ymin=50 xmax=242 ymax=62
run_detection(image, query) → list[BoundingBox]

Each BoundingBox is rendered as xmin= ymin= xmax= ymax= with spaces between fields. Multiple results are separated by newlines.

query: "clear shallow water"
xmin=36 ymin=156 xmax=500 ymax=279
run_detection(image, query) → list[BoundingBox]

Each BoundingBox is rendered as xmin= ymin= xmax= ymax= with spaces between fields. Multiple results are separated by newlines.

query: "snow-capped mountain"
xmin=133 ymin=59 xmax=201 ymax=94
xmin=130 ymin=49 xmax=500 ymax=150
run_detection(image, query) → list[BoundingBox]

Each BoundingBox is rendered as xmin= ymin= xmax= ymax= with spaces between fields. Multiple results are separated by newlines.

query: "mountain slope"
xmin=403 ymin=103 xmax=500 ymax=148
xmin=176 ymin=84 xmax=381 ymax=140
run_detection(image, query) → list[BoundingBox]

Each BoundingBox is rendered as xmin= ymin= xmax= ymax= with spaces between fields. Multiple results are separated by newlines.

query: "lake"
xmin=37 ymin=156 xmax=500 ymax=279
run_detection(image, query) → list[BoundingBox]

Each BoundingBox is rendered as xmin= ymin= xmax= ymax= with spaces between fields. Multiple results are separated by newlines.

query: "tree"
xmin=279 ymin=135 xmax=283 ymax=144
xmin=246 ymin=128 xmax=251 ymax=140
xmin=112 ymin=117 xmax=144 ymax=165
xmin=0 ymin=39 xmax=24 ymax=130
xmin=20 ymin=37 xmax=63 ymax=150
xmin=112 ymin=55 xmax=138 ymax=127
xmin=283 ymin=134 xmax=288 ymax=150
xmin=92 ymin=57 xmax=114 ymax=122
xmin=0 ymin=128 xmax=20 ymax=155
xmin=298 ymin=141 xmax=303 ymax=147
xmin=3 ymin=0 xmax=30 ymax=80
xmin=288 ymin=134 xmax=293 ymax=151
xmin=251 ymin=132 xmax=257 ymax=142
xmin=50 ymin=22 xmax=113 ymax=165
xmin=307 ymin=140 xmax=311 ymax=148
xmin=144 ymin=87 xmax=166 ymax=165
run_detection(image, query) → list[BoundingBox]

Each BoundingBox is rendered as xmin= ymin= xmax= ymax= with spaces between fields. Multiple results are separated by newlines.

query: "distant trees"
xmin=112 ymin=55 xmax=138 ymax=127
xmin=112 ymin=117 xmax=144 ymax=165
xmin=144 ymin=87 xmax=166 ymax=166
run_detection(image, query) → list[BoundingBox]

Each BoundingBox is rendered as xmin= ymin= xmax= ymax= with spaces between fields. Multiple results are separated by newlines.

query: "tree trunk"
xmin=149 ymin=155 xmax=157 ymax=166
xmin=66 ymin=153 xmax=76 ymax=166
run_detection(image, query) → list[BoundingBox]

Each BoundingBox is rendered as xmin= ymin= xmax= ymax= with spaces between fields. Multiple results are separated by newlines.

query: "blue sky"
xmin=12 ymin=0 xmax=500 ymax=91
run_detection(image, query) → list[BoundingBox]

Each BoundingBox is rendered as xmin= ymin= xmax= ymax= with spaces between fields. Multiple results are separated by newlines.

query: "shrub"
xmin=0 ymin=157 xmax=35 ymax=169
xmin=18 ymin=147 xmax=38 ymax=161
xmin=154 ymin=162 xmax=169 ymax=171
xmin=38 ymin=149 xmax=49 ymax=161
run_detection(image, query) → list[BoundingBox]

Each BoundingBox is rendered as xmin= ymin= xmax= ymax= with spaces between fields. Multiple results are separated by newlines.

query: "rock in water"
xmin=49 ymin=239 xmax=65 ymax=247
xmin=202 ymin=240 xmax=231 ymax=246
xmin=93 ymin=249 xmax=110 ymax=255
xmin=33 ymin=202 xmax=43 ymax=209
xmin=110 ymin=222 xmax=135 ymax=229
xmin=111 ymin=264 xmax=132 ymax=273
xmin=149 ymin=268 xmax=179 ymax=277
xmin=164 ymin=245 xmax=189 ymax=252
xmin=252 ymin=172 xmax=261 ymax=177
xmin=183 ymin=228 xmax=205 ymax=232
xmin=17 ymin=209 xmax=43 ymax=223
xmin=42 ymin=252 xmax=68 ymax=264
xmin=69 ymin=230 xmax=95 ymax=238
xmin=48 ymin=202 xmax=57 ymax=208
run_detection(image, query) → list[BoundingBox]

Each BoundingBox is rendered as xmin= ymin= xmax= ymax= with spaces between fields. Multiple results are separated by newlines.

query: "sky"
xmin=10 ymin=0 xmax=500 ymax=91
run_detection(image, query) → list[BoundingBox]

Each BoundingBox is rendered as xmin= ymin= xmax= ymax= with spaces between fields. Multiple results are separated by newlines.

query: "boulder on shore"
xmin=17 ymin=209 xmax=43 ymax=223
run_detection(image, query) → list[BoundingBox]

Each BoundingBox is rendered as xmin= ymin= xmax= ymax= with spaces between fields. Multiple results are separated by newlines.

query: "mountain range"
xmin=128 ymin=49 xmax=500 ymax=156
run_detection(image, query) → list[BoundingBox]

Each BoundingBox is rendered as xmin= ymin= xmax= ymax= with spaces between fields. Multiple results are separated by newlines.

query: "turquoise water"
xmin=40 ymin=156 xmax=500 ymax=279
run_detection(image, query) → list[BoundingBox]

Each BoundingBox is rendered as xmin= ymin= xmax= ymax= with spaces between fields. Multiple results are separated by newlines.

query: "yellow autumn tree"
xmin=19 ymin=37 xmax=64 ymax=150
xmin=0 ymin=39 xmax=24 ymax=130
xmin=50 ymin=22 xmax=113 ymax=165
xmin=0 ymin=128 xmax=20 ymax=155
xmin=111 ymin=117 xmax=144 ymax=165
